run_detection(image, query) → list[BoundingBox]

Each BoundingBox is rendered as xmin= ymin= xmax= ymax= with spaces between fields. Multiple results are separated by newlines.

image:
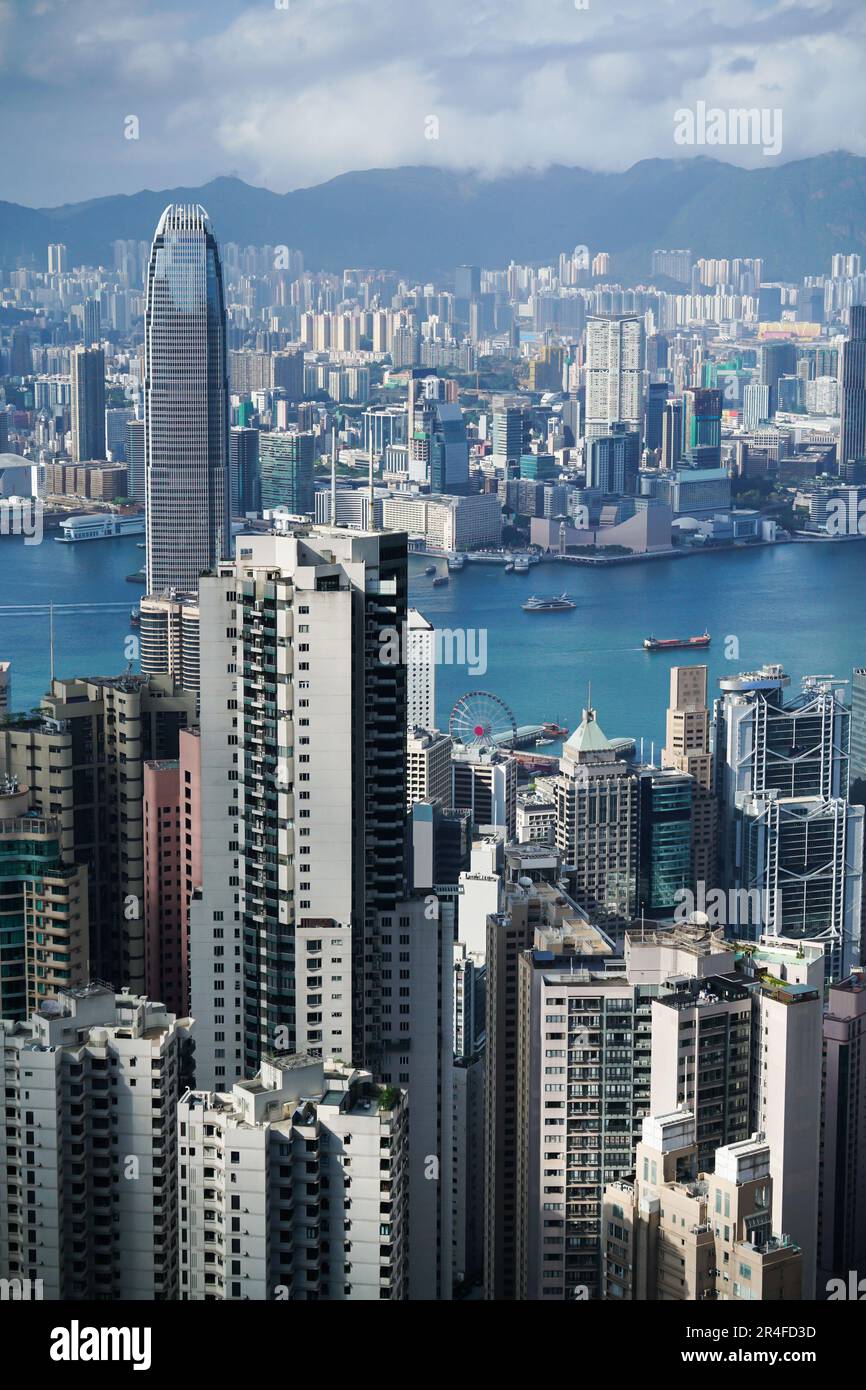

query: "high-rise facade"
xmin=0 ymin=675 xmax=195 ymax=991
xmin=663 ymin=664 xmax=718 ymax=889
xmin=585 ymin=315 xmax=643 ymax=439
xmin=0 ymin=985 xmax=192 ymax=1301
xmin=178 ymin=1054 xmax=408 ymax=1301
xmin=259 ymin=430 xmax=315 ymax=514
xmin=818 ymin=974 xmax=866 ymax=1290
xmin=70 ymin=346 xmax=106 ymax=462
xmin=839 ymin=304 xmax=866 ymax=472
xmin=714 ymin=667 xmax=862 ymax=977
xmin=144 ymin=204 xmax=230 ymax=593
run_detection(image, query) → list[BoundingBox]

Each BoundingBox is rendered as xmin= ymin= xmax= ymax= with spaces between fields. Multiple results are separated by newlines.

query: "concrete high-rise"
xmin=144 ymin=204 xmax=230 ymax=593
xmin=178 ymin=1054 xmax=408 ymax=1301
xmin=818 ymin=974 xmax=866 ymax=1290
xmin=603 ymin=1115 xmax=803 ymax=1301
xmin=662 ymin=664 xmax=718 ymax=889
xmin=70 ymin=346 xmax=106 ymax=462
xmin=585 ymin=314 xmax=643 ymax=439
xmin=0 ymin=984 xmax=192 ymax=1301
xmin=0 ymin=675 xmax=195 ymax=991
xmin=839 ymin=304 xmax=866 ymax=472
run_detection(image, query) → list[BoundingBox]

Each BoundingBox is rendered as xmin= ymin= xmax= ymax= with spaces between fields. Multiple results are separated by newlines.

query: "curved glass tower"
xmin=144 ymin=204 xmax=229 ymax=594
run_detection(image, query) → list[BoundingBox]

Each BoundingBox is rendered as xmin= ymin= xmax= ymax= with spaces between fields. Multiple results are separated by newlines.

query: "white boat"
xmin=55 ymin=513 xmax=146 ymax=543
xmin=514 ymin=556 xmax=530 ymax=574
xmin=447 ymin=554 xmax=466 ymax=571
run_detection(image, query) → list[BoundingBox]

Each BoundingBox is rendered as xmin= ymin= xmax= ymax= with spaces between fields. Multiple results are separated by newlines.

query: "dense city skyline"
xmin=1 ymin=0 xmax=866 ymax=1345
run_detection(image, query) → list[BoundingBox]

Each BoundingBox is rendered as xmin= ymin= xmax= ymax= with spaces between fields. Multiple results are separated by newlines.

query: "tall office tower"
xmin=406 ymin=607 xmax=435 ymax=730
xmin=144 ymin=204 xmax=229 ymax=594
xmin=0 ymin=775 xmax=89 ymax=1020
xmin=643 ymin=381 xmax=669 ymax=452
xmin=47 ymin=243 xmax=67 ymax=274
xmin=454 ymin=265 xmax=481 ymax=302
xmin=585 ymin=430 xmax=640 ymax=493
xmin=603 ymin=1115 xmax=803 ymax=1301
xmin=143 ymin=728 xmax=200 ymax=1017
xmin=651 ymin=940 xmax=824 ymax=1296
xmin=189 ymin=528 xmax=407 ymax=1084
xmin=662 ymin=664 xmax=718 ymax=890
xmin=0 ymin=984 xmax=192 ymax=1301
xmin=229 ymin=425 xmax=260 ymax=515
xmin=105 ymin=406 xmax=133 ymax=462
xmin=259 ymin=430 xmax=315 ymax=514
xmin=714 ymin=667 xmax=861 ymax=976
xmin=514 ymin=925 xmax=652 ymax=1300
xmin=69 ymin=346 xmax=106 ymax=461
xmin=759 ymin=341 xmax=798 ymax=416
xmin=491 ymin=406 xmax=529 ymax=470
xmin=82 ymin=297 xmax=101 ymax=346
xmin=451 ymin=748 xmax=517 ymax=837
xmin=553 ymin=705 xmax=639 ymax=926
xmin=660 ymin=396 xmax=683 ymax=469
xmin=178 ymin=1054 xmax=408 ymax=1301
xmin=681 ymin=386 xmax=722 ymax=467
xmin=743 ymin=381 xmax=770 ymax=431
xmin=851 ymin=668 xmax=866 ymax=794
xmin=637 ymin=766 xmax=693 ymax=918
xmin=0 ymin=675 xmax=195 ymax=991
xmin=758 ymin=285 xmax=783 ymax=320
xmin=584 ymin=314 xmax=643 ymax=439
xmin=10 ymin=328 xmax=31 ymax=377
xmin=272 ymin=346 xmax=305 ymax=399
xmin=407 ymin=729 xmax=451 ymax=808
xmin=0 ymin=408 xmax=8 ymax=453
xmin=818 ymin=974 xmax=866 ymax=1290
xmin=453 ymin=1048 xmax=485 ymax=1289
xmin=139 ymin=592 xmax=201 ymax=692
xmin=839 ymin=304 xmax=866 ymax=472
xmin=0 ymin=661 xmax=9 ymax=714
xmin=126 ymin=417 xmax=146 ymax=502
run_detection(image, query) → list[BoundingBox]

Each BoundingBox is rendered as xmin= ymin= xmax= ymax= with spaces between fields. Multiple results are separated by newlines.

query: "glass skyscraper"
xmin=144 ymin=204 xmax=229 ymax=593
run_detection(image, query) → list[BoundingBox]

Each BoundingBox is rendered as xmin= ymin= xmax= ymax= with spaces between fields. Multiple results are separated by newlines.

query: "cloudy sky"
xmin=1 ymin=0 xmax=863 ymax=206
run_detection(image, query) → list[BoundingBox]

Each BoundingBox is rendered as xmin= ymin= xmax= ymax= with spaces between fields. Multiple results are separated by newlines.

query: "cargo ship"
xmin=644 ymin=632 xmax=711 ymax=651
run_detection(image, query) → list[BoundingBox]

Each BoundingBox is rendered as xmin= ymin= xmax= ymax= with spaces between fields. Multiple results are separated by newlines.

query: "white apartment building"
xmin=0 ymin=984 xmax=192 ymax=1300
xmin=178 ymin=1054 xmax=407 ymax=1301
xmin=407 ymin=728 xmax=451 ymax=808
xmin=516 ymin=791 xmax=556 ymax=844
xmin=406 ymin=607 xmax=436 ymax=730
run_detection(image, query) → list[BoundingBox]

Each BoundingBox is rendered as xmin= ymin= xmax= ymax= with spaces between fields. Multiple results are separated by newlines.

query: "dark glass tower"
xmin=144 ymin=204 xmax=229 ymax=593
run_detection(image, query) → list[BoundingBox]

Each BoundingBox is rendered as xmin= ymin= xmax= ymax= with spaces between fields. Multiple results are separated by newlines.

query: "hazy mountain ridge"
xmin=1 ymin=154 xmax=864 ymax=282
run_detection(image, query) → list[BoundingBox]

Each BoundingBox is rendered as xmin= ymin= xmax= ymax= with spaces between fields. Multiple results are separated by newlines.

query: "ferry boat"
xmin=424 ymin=564 xmax=437 ymax=576
xmin=513 ymin=556 xmax=530 ymax=574
xmin=535 ymin=736 xmax=555 ymax=747
xmin=432 ymin=575 xmax=449 ymax=587
xmin=447 ymin=554 xmax=466 ymax=571
xmin=522 ymin=593 xmax=576 ymax=612
xmin=55 ymin=513 xmax=146 ymax=543
xmin=644 ymin=632 xmax=711 ymax=651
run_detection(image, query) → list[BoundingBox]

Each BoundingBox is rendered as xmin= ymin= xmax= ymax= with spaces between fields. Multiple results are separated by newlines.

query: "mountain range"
xmin=1 ymin=153 xmax=864 ymax=283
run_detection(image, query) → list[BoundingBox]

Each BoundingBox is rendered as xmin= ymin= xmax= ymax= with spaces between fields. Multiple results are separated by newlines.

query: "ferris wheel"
xmin=449 ymin=690 xmax=518 ymax=752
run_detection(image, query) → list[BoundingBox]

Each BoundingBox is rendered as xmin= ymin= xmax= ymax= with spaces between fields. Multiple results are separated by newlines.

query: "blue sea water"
xmin=1 ymin=535 xmax=865 ymax=748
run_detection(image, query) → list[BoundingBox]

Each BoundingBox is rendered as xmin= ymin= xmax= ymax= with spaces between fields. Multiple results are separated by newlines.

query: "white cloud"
xmin=0 ymin=0 xmax=863 ymax=202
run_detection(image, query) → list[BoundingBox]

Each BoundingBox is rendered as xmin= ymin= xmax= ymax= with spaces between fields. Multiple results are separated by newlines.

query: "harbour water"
xmin=1 ymin=535 xmax=865 ymax=747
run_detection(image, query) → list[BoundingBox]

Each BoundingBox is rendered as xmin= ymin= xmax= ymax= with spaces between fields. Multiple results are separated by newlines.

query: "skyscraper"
xmin=144 ymin=204 xmax=229 ymax=593
xmin=585 ymin=314 xmax=643 ymax=439
xmin=682 ymin=386 xmax=722 ymax=467
xmin=70 ymin=346 xmax=106 ymax=461
xmin=839 ymin=304 xmax=866 ymax=472
xmin=259 ymin=430 xmax=315 ymax=514
xmin=662 ymin=664 xmax=718 ymax=889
